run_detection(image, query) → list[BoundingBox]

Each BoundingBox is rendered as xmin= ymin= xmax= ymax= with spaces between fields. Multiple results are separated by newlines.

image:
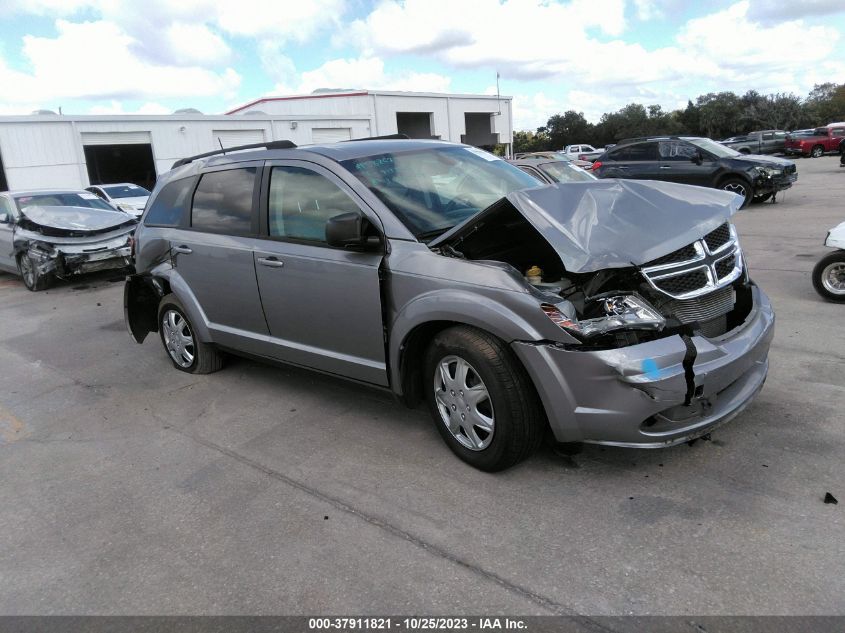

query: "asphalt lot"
xmin=0 ymin=156 xmax=843 ymax=616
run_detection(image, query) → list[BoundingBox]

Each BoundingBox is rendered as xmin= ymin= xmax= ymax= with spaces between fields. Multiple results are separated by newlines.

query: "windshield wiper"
xmin=417 ymin=227 xmax=452 ymax=241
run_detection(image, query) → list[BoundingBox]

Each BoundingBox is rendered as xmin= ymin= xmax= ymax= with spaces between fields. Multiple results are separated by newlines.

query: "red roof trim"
xmin=226 ymin=92 xmax=370 ymax=114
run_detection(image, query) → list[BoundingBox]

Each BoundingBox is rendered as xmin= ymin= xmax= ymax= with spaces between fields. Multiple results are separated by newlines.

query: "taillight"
xmin=592 ymin=161 xmax=602 ymax=171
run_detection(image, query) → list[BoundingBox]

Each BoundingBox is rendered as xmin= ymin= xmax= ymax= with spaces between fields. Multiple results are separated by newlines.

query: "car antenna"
xmin=218 ymin=138 xmax=226 ymax=155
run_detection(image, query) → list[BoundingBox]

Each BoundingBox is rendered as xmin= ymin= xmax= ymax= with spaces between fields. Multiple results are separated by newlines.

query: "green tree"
xmin=512 ymin=129 xmax=550 ymax=153
xmin=696 ymin=92 xmax=742 ymax=139
xmin=805 ymin=83 xmax=845 ymax=125
xmin=542 ymin=110 xmax=593 ymax=150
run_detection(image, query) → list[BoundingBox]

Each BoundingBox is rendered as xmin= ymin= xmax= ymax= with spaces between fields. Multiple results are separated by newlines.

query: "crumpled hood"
xmin=434 ymin=179 xmax=740 ymax=274
xmin=20 ymin=205 xmax=136 ymax=231
xmin=730 ymin=154 xmax=795 ymax=168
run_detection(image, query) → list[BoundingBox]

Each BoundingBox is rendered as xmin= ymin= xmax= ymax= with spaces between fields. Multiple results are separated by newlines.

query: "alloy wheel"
xmin=723 ymin=182 xmax=747 ymax=203
xmin=433 ymin=355 xmax=495 ymax=451
xmin=161 ymin=309 xmax=195 ymax=368
xmin=18 ymin=256 xmax=34 ymax=288
xmin=821 ymin=262 xmax=845 ymax=295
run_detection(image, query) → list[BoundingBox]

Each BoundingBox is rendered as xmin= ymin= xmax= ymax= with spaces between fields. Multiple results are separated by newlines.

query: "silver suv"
xmin=125 ymin=139 xmax=774 ymax=471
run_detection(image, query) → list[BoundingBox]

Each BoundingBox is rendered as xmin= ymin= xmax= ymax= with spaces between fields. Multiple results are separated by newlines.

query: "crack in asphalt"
xmin=171 ymin=427 xmax=618 ymax=631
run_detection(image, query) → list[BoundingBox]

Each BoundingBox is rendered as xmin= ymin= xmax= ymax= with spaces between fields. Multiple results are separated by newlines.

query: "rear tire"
xmin=719 ymin=177 xmax=752 ymax=209
xmin=17 ymin=253 xmax=53 ymax=291
xmin=157 ymin=294 xmax=223 ymax=374
xmin=423 ymin=325 xmax=544 ymax=471
xmin=810 ymin=145 xmax=824 ymax=158
xmin=812 ymin=252 xmax=845 ymax=303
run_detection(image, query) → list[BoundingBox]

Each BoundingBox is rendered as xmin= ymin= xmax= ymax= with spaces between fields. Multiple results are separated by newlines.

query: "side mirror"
xmin=691 ymin=152 xmax=704 ymax=165
xmin=0 ymin=213 xmax=10 ymax=224
xmin=326 ymin=211 xmax=380 ymax=250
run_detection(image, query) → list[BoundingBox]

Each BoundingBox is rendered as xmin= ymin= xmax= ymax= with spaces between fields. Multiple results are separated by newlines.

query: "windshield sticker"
xmin=464 ymin=147 xmax=500 ymax=162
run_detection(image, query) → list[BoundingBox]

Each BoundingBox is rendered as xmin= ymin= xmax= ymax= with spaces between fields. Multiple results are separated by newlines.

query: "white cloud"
xmin=0 ymin=19 xmax=240 ymax=105
xmin=269 ymin=56 xmax=452 ymax=95
xmin=164 ymin=22 xmax=231 ymax=66
xmin=214 ymin=0 xmax=346 ymax=41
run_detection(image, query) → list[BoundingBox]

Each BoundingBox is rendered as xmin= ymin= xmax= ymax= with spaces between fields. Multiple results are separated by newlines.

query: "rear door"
xmin=253 ymin=161 xmax=387 ymax=386
xmin=829 ymin=127 xmax=845 ymax=150
xmin=168 ymin=164 xmax=269 ymax=338
xmin=602 ymin=142 xmax=659 ymax=179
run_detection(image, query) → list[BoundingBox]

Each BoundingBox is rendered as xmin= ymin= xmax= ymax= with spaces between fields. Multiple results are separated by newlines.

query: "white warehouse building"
xmin=0 ymin=90 xmax=513 ymax=192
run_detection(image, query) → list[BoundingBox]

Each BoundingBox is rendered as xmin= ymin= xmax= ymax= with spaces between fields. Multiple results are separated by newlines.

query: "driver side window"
xmin=268 ymin=167 xmax=361 ymax=243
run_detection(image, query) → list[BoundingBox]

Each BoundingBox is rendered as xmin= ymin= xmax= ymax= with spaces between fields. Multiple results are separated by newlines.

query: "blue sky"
xmin=1 ymin=0 xmax=844 ymax=129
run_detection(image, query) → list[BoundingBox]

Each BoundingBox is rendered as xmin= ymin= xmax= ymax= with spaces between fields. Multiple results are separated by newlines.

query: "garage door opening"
xmin=461 ymin=113 xmax=499 ymax=149
xmin=396 ymin=112 xmax=436 ymax=139
xmin=84 ymin=143 xmax=157 ymax=190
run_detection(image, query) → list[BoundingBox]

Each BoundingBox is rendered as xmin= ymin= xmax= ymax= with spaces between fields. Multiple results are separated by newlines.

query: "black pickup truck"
xmin=721 ymin=130 xmax=787 ymax=155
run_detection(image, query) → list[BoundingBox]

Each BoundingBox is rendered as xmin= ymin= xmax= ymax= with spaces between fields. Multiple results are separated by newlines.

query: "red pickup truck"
xmin=785 ymin=123 xmax=845 ymax=157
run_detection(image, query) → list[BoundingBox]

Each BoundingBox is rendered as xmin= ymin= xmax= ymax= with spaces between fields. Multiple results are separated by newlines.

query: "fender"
xmin=125 ymin=262 xmax=215 ymax=346
xmin=388 ymin=288 xmax=551 ymax=396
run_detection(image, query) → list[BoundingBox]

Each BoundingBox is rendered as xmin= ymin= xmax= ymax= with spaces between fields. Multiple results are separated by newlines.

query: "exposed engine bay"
xmin=431 ymin=180 xmax=753 ymax=349
xmin=10 ymin=206 xmax=136 ymax=286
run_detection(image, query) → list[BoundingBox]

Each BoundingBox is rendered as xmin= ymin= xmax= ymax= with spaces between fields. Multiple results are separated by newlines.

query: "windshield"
xmin=687 ymin=138 xmax=741 ymax=158
xmin=14 ymin=192 xmax=117 ymax=212
xmin=102 ymin=184 xmax=151 ymax=198
xmin=539 ymin=162 xmax=597 ymax=183
xmin=342 ymin=146 xmax=540 ymax=238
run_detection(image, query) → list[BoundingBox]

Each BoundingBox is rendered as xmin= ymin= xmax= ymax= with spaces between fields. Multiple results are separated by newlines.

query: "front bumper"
xmin=754 ymin=172 xmax=797 ymax=196
xmin=512 ymin=285 xmax=775 ymax=447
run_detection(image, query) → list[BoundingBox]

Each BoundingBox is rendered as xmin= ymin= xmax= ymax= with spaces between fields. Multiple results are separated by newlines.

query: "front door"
xmin=253 ymin=162 xmax=387 ymax=386
xmin=0 ymin=196 xmax=17 ymax=272
xmin=657 ymin=140 xmax=715 ymax=186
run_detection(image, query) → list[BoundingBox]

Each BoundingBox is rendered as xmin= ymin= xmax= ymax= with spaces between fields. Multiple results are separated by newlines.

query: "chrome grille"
xmin=663 ymin=286 xmax=735 ymax=325
xmin=653 ymin=269 xmax=709 ymax=295
xmin=704 ymin=223 xmax=731 ymax=252
xmin=648 ymin=243 xmax=699 ymax=267
xmin=641 ymin=223 xmax=743 ymax=300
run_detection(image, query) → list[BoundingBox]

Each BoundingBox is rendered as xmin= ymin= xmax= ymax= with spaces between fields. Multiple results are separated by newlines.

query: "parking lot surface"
xmin=0 ymin=157 xmax=843 ymax=616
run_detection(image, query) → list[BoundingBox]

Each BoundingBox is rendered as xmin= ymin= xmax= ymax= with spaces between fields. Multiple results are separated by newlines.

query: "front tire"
xmin=810 ymin=145 xmax=824 ymax=158
xmin=158 ymin=294 xmax=223 ymax=373
xmin=719 ymin=178 xmax=752 ymax=209
xmin=812 ymin=252 xmax=845 ymax=302
xmin=17 ymin=253 xmax=53 ymax=291
xmin=423 ymin=326 xmax=543 ymax=471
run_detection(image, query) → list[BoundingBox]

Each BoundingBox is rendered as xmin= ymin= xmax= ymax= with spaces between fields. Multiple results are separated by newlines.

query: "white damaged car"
xmin=0 ymin=190 xmax=136 ymax=291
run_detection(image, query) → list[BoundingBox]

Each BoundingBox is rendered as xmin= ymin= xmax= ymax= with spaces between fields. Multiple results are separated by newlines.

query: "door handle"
xmin=659 ymin=165 xmax=671 ymax=169
xmin=172 ymin=245 xmax=192 ymax=254
xmin=257 ymin=256 xmax=284 ymax=268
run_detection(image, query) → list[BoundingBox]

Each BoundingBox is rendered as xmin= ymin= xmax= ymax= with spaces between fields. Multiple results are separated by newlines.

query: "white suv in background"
xmin=86 ymin=183 xmax=151 ymax=217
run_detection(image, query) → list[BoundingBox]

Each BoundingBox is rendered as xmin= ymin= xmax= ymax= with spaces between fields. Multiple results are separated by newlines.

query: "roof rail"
xmin=171 ymin=140 xmax=297 ymax=169
xmin=342 ymin=133 xmax=410 ymax=142
xmin=615 ymin=135 xmax=685 ymax=146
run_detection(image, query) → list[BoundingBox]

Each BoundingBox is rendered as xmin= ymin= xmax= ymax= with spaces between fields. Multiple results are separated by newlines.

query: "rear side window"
xmin=658 ymin=141 xmax=698 ymax=161
xmin=145 ymin=178 xmax=194 ymax=227
xmin=609 ymin=143 xmax=658 ymax=161
xmin=191 ymin=167 xmax=256 ymax=235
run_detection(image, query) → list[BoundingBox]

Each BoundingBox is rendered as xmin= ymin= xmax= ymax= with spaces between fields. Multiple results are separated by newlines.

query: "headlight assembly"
xmin=542 ymin=295 xmax=665 ymax=338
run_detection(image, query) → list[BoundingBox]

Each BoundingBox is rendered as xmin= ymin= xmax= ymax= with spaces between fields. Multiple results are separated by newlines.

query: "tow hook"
xmin=680 ymin=333 xmax=698 ymax=406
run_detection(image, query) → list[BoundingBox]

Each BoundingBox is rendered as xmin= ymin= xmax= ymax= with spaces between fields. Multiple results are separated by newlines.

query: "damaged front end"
xmin=431 ymin=179 xmax=775 ymax=446
xmin=13 ymin=206 xmax=136 ymax=289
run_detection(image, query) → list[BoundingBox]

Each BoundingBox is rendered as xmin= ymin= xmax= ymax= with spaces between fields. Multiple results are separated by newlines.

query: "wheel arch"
xmin=389 ymin=290 xmax=548 ymax=405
